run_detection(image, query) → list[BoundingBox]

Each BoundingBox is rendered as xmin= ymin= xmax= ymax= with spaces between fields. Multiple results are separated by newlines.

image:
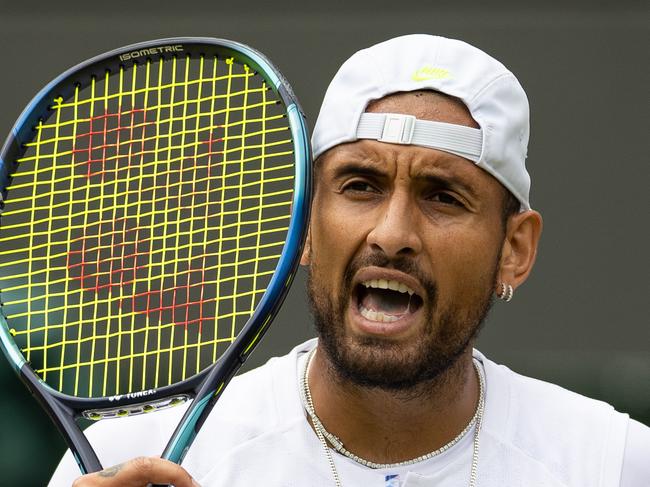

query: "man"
xmin=54 ymin=34 xmax=649 ymax=487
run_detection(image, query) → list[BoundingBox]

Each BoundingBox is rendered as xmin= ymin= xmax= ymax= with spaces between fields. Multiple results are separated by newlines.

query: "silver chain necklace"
xmin=300 ymin=348 xmax=485 ymax=487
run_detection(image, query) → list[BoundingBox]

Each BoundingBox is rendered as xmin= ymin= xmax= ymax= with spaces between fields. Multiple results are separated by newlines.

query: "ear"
xmin=300 ymin=226 xmax=312 ymax=266
xmin=497 ymin=210 xmax=543 ymax=292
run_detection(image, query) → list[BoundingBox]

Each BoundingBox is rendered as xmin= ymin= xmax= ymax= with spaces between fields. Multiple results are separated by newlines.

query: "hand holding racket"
xmin=71 ymin=457 xmax=199 ymax=486
xmin=0 ymin=37 xmax=310 ymax=480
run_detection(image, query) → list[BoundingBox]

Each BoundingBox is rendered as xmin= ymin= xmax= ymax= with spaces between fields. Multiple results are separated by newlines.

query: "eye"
xmin=427 ymin=191 xmax=464 ymax=207
xmin=342 ymin=180 xmax=379 ymax=194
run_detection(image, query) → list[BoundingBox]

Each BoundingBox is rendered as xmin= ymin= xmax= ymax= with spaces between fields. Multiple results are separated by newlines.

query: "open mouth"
xmin=355 ymin=279 xmax=423 ymax=323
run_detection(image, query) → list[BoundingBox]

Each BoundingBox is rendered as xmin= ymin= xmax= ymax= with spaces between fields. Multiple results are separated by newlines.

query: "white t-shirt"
xmin=50 ymin=339 xmax=650 ymax=487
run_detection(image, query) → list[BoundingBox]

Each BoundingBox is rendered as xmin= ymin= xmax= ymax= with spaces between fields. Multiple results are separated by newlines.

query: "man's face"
xmin=305 ymin=92 xmax=509 ymax=390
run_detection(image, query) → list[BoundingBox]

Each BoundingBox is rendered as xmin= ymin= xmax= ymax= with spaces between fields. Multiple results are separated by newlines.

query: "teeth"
xmin=362 ymin=279 xmax=414 ymax=296
xmin=360 ymin=306 xmax=400 ymax=323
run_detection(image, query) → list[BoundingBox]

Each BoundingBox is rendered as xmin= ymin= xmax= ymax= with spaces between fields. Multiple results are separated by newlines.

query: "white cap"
xmin=312 ymin=34 xmax=532 ymax=210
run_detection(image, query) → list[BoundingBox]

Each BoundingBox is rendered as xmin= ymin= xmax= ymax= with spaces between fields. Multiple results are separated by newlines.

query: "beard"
xmin=307 ymin=251 xmax=497 ymax=392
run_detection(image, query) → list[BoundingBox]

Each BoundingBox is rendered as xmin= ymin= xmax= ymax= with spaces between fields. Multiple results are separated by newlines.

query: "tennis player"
xmin=55 ymin=34 xmax=649 ymax=487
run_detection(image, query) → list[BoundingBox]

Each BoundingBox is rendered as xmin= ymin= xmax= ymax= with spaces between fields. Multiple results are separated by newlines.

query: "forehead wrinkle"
xmin=324 ymin=140 xmax=397 ymax=176
xmin=393 ymin=144 xmax=482 ymax=197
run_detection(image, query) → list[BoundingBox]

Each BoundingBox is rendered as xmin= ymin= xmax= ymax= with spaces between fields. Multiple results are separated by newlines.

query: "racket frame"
xmin=0 ymin=37 xmax=311 ymax=474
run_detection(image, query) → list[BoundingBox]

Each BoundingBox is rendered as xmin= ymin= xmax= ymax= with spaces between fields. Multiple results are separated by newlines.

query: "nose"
xmin=366 ymin=191 xmax=422 ymax=258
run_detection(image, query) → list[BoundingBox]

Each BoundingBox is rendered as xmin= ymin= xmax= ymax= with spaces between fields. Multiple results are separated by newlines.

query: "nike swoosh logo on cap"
xmin=411 ymin=66 xmax=451 ymax=81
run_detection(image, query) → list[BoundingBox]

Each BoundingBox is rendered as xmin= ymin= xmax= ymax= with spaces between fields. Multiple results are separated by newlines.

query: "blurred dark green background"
xmin=0 ymin=1 xmax=648 ymax=485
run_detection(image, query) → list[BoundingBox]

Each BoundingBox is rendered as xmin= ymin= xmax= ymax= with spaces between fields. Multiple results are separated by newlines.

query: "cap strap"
xmin=356 ymin=112 xmax=482 ymax=162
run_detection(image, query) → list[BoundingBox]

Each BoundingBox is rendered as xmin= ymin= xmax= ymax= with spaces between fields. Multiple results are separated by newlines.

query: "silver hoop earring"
xmin=505 ymin=284 xmax=513 ymax=302
xmin=497 ymin=282 xmax=514 ymax=302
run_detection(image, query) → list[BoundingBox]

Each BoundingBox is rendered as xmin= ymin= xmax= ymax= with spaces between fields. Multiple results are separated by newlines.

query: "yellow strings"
xmin=1 ymin=55 xmax=295 ymax=397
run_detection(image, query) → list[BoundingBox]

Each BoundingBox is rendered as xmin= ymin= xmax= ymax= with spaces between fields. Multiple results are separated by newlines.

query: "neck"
xmin=306 ymin=345 xmax=480 ymax=465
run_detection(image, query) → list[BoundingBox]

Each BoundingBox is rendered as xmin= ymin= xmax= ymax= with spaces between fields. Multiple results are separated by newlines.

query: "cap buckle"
xmin=378 ymin=114 xmax=416 ymax=144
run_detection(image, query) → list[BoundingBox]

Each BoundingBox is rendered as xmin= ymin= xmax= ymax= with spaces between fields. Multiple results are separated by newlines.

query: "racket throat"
xmin=82 ymin=394 xmax=190 ymax=421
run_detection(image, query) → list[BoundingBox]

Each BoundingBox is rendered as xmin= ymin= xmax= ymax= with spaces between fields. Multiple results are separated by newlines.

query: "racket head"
xmin=0 ymin=37 xmax=310 ymax=419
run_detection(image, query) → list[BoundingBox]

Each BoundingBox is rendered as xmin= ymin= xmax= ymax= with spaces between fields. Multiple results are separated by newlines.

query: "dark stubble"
xmin=307 ymin=251 xmax=497 ymax=393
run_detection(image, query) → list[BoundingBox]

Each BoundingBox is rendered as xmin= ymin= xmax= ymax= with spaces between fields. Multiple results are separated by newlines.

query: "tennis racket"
xmin=0 ymin=37 xmax=310 ymax=475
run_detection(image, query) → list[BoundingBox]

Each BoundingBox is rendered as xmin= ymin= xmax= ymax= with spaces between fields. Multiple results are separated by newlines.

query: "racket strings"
xmin=0 ymin=54 xmax=295 ymax=397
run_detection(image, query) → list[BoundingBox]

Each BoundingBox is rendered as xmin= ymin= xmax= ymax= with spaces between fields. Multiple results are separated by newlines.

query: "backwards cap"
xmin=311 ymin=34 xmax=532 ymax=210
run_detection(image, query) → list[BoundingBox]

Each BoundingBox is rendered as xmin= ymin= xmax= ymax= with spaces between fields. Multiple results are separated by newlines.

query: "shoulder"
xmin=476 ymin=350 xmax=641 ymax=487
xmin=620 ymin=419 xmax=650 ymax=487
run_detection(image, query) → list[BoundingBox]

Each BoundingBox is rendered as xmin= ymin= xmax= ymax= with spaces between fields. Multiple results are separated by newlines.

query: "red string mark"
xmin=66 ymin=124 xmax=227 ymax=334
xmin=201 ymin=128 xmax=225 ymax=162
xmin=66 ymin=218 xmax=213 ymax=334
xmin=129 ymin=282 xmax=212 ymax=332
xmin=72 ymin=107 xmax=156 ymax=180
xmin=66 ymin=219 xmax=151 ymax=293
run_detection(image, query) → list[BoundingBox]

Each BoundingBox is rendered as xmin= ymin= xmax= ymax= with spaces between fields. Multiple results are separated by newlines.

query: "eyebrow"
xmin=331 ymin=161 xmax=386 ymax=181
